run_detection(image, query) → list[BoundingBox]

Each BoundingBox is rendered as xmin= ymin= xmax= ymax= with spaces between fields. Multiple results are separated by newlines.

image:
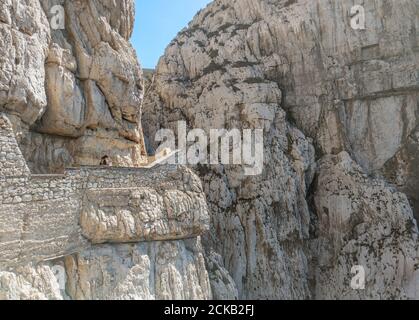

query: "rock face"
xmin=0 ymin=0 xmax=214 ymax=301
xmin=1 ymin=0 xmax=418 ymax=300
xmin=0 ymin=0 xmax=146 ymax=173
xmin=143 ymin=0 xmax=419 ymax=299
xmin=313 ymin=152 xmax=418 ymax=299
xmin=0 ymin=113 xmax=211 ymax=300
xmin=0 ymin=0 xmax=50 ymax=126
xmin=0 ymin=263 xmax=63 ymax=300
xmin=65 ymin=238 xmax=211 ymax=300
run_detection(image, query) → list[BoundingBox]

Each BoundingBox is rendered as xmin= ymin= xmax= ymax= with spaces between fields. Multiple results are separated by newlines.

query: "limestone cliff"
xmin=0 ymin=0 xmax=418 ymax=300
xmin=1 ymin=0 xmax=146 ymax=173
xmin=143 ymin=0 xmax=419 ymax=299
xmin=0 ymin=0 xmax=211 ymax=300
xmin=0 ymin=113 xmax=212 ymax=300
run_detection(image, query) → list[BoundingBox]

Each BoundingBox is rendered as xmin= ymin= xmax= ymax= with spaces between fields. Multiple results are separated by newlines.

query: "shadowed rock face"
xmin=384 ymin=128 xmax=419 ymax=221
xmin=143 ymin=0 xmax=419 ymax=299
xmin=313 ymin=152 xmax=418 ymax=299
xmin=0 ymin=0 xmax=146 ymax=173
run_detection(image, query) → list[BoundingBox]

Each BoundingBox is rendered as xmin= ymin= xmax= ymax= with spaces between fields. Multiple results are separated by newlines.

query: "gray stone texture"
xmin=143 ymin=0 xmax=419 ymax=299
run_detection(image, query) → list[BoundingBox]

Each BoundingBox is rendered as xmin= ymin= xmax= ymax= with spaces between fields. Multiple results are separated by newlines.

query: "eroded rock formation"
xmin=143 ymin=0 xmax=419 ymax=299
xmin=312 ymin=152 xmax=418 ymax=299
xmin=0 ymin=0 xmax=216 ymax=300
xmin=0 ymin=113 xmax=212 ymax=299
xmin=1 ymin=0 xmax=146 ymax=173
xmin=0 ymin=0 xmax=418 ymax=300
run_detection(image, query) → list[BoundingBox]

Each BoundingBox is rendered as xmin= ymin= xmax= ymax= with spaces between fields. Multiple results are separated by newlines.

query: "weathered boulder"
xmin=0 ymin=0 xmax=50 ymax=125
xmin=0 ymin=0 xmax=146 ymax=173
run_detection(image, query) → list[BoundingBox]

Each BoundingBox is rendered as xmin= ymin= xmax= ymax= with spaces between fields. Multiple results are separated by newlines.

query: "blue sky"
xmin=132 ymin=0 xmax=212 ymax=69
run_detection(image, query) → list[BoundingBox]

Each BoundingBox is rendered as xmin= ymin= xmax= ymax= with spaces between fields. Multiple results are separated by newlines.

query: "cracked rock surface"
xmin=1 ymin=0 xmax=146 ymax=173
xmin=143 ymin=0 xmax=419 ymax=299
xmin=0 ymin=0 xmax=418 ymax=300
